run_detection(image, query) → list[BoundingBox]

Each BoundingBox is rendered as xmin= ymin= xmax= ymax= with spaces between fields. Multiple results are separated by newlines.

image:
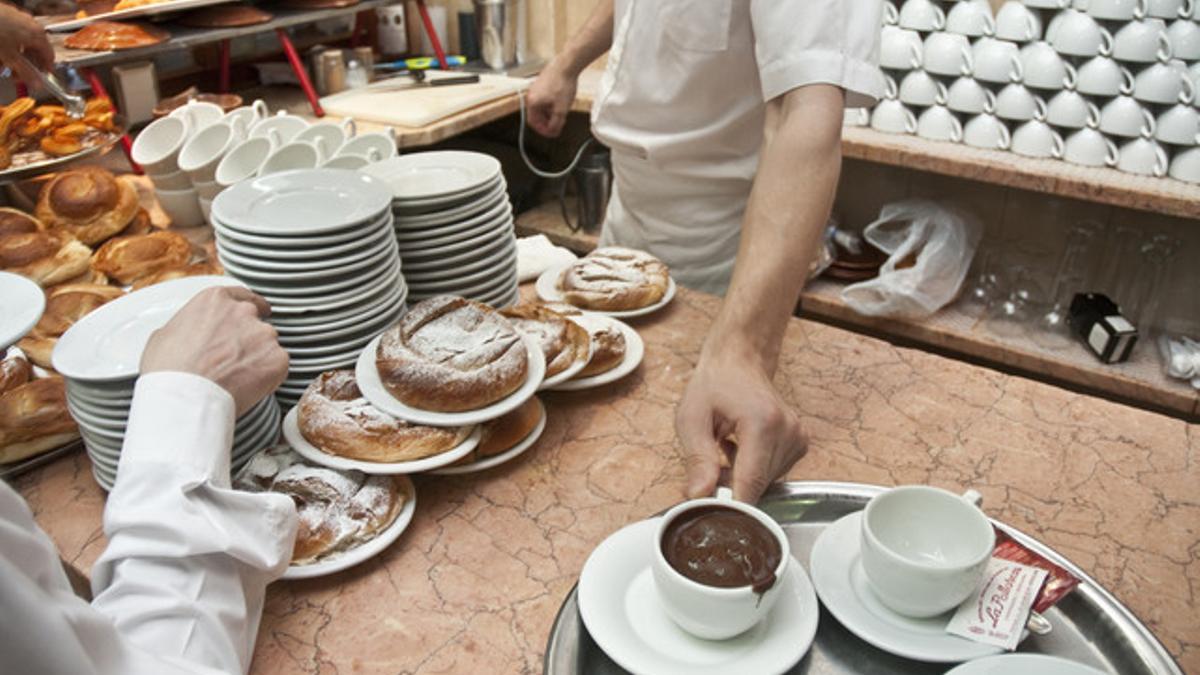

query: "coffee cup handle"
xmin=935 ymin=82 xmax=949 ymax=106
xmin=275 ymin=109 xmax=290 ymax=117
xmin=367 ymin=147 xmax=383 ymax=162
xmin=1104 ymin=138 xmax=1120 ymax=167
xmin=268 ymin=128 xmax=282 ymax=149
xmin=340 ymin=117 xmax=358 ymax=137
xmin=312 ymin=137 xmax=328 ymax=163
xmin=997 ymin=123 xmax=1012 ymax=150
xmin=961 ymin=490 xmax=984 ymax=507
xmin=1033 ymin=96 xmax=1048 ymax=122
xmin=1063 ymin=62 xmax=1078 ymax=90
xmin=904 ymin=109 xmax=918 ymax=134
xmin=1119 ymin=68 xmax=1136 ymax=96
xmin=884 ymin=2 xmax=899 ymax=25
xmin=1023 ymin=14 xmax=1037 ymax=42
xmin=1098 ymin=28 xmax=1114 ymax=57
xmin=950 ymin=116 xmax=964 ymax=143
xmin=1180 ymin=76 xmax=1196 ymax=106
xmin=933 ymin=4 xmax=946 ymax=30
xmin=251 ymin=99 xmax=269 ymax=119
xmin=982 ymin=15 xmax=996 ymax=37
xmin=1181 ymin=0 xmax=1195 ymax=19
xmin=1157 ymin=32 xmax=1173 ymax=62
xmin=983 ymin=89 xmax=997 ymax=114
xmin=885 ymin=76 xmax=899 ymax=100
xmin=960 ymin=47 xmax=974 ymax=77
xmin=1051 ymin=131 xmax=1065 ymax=159
xmin=1085 ymin=101 xmax=1101 ymax=129
xmin=384 ymin=127 xmax=398 ymax=142
xmin=1140 ymin=108 xmax=1157 ymax=138
xmin=715 ymin=486 xmax=733 ymax=501
xmin=1135 ymin=0 xmax=1148 ymax=19
xmin=1153 ymin=143 xmax=1168 ymax=176
xmin=908 ymin=42 xmax=924 ymax=70
xmin=1009 ymin=55 xmax=1025 ymax=84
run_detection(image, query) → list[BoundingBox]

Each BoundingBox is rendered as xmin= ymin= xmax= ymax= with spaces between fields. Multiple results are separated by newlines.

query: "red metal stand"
xmin=276 ymin=28 xmax=324 ymax=117
xmin=416 ymin=0 xmax=450 ymax=70
xmin=81 ymin=68 xmax=141 ymax=174
xmin=218 ymin=39 xmax=231 ymax=93
xmin=15 ymin=82 xmax=28 ymax=98
xmin=350 ymin=10 xmax=369 ymax=48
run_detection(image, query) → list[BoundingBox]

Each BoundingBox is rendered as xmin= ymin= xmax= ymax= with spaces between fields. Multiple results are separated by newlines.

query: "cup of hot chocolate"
xmin=652 ymin=488 xmax=791 ymax=640
xmin=860 ymin=485 xmax=995 ymax=618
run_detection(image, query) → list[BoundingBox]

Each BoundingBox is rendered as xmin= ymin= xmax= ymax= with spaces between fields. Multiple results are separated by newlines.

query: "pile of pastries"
xmin=0 ymin=352 xmax=78 ymax=465
xmin=0 ymin=97 xmax=119 ymax=170
xmin=555 ymin=247 xmax=671 ymax=312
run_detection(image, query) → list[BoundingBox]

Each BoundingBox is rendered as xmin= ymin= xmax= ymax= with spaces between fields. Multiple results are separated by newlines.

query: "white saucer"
xmin=390 ymin=177 xmax=502 ymax=214
xmin=281 ymin=406 xmax=480 ymax=474
xmin=427 ymin=397 xmax=547 ymax=475
xmin=407 ymin=269 xmax=517 ymax=305
xmin=401 ymin=231 xmax=512 ymax=273
xmin=222 ymin=241 xmax=397 ymax=289
xmin=402 ymin=240 xmax=513 ymax=282
xmin=215 ymin=219 xmax=392 ymax=260
xmin=945 ymin=654 xmax=1107 ymax=675
xmin=578 ymin=518 xmax=818 ymax=675
xmin=276 ymin=295 xmax=406 ymax=347
xmin=548 ymin=316 xmax=644 ymax=391
xmin=363 ymin=151 xmax=501 ymax=200
xmin=0 ymin=272 xmax=45 ymax=350
xmin=393 ymin=181 xmax=507 ymax=228
xmin=216 ymin=224 xmax=394 ymax=272
xmin=538 ymin=338 xmax=591 ymax=390
xmin=281 ymin=474 xmax=417 ymax=580
xmin=212 ymin=169 xmax=392 ymax=236
xmin=406 ymin=250 xmax=518 ymax=295
xmin=809 ymin=512 xmax=1005 ymax=663
xmin=271 ymin=285 xmax=406 ymax=330
xmin=536 ymin=266 xmax=677 ymax=319
xmin=393 ymin=201 xmax=510 ymax=246
xmin=213 ymin=216 xmax=383 ymax=248
xmin=269 ymin=267 xmax=405 ymax=315
xmin=354 ymin=333 xmax=546 ymax=426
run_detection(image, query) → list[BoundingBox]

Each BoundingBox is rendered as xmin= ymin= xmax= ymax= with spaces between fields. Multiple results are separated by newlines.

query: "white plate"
xmin=212 ymin=214 xmax=386 ymax=249
xmin=46 ymin=0 xmax=236 ymax=30
xmin=390 ymin=180 xmax=501 ymax=215
xmin=945 ymin=654 xmax=1108 ymax=675
xmin=280 ymin=320 xmax=391 ymax=357
xmin=394 ymin=202 xmax=511 ymax=248
xmin=548 ymin=316 xmax=644 ymax=391
xmin=397 ymin=222 xmax=511 ymax=260
xmin=0 ymin=272 xmax=45 ymax=350
xmin=355 ymin=333 xmax=545 ymax=427
xmin=402 ymin=234 xmax=513 ymax=277
xmin=270 ymin=267 xmax=405 ymax=315
xmin=406 ymin=249 xmax=518 ymax=295
xmin=272 ymin=284 xmax=406 ymax=329
xmin=212 ymin=170 xmax=391 ymax=236
xmin=428 ymin=397 xmax=546 ymax=475
xmin=246 ymin=247 xmax=399 ymax=298
xmin=220 ymin=237 xmax=395 ymax=283
xmin=276 ymin=292 xmax=406 ymax=345
xmin=809 ymin=512 xmax=1005 ymax=663
xmin=578 ymin=518 xmax=818 ymax=675
xmin=215 ymin=223 xmax=394 ymax=272
xmin=536 ymin=265 xmax=677 ymax=319
xmin=287 ymin=349 xmax=362 ymax=372
xmin=408 ymin=267 xmax=518 ymax=305
xmin=537 ymin=333 xmax=592 ymax=390
xmin=402 ymin=239 xmax=514 ymax=282
xmin=392 ymin=191 xmax=507 ymax=241
xmin=393 ymin=181 xmax=507 ymax=228
xmin=215 ymin=218 xmax=393 ymax=260
xmin=280 ymin=474 xmax=417 ymax=580
xmin=282 ymin=407 xmax=481 ymax=474
xmin=54 ymin=276 xmax=244 ymax=382
xmin=363 ymin=151 xmax=501 ymax=200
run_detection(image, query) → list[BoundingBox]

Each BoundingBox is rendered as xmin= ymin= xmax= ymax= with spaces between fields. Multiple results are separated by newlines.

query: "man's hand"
xmin=676 ymin=348 xmax=807 ymax=503
xmin=0 ymin=5 xmax=55 ymax=83
xmin=141 ymin=287 xmax=288 ymax=416
xmin=525 ymin=64 xmax=578 ymax=138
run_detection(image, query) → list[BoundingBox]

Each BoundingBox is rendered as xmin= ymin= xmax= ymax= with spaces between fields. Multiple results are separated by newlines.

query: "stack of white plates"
xmin=210 ymin=170 xmax=405 ymax=407
xmin=363 ymin=151 xmax=519 ymax=308
xmin=51 ymin=276 xmax=281 ymax=490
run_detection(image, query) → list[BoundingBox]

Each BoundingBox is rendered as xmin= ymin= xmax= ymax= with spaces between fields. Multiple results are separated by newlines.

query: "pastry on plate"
xmin=130 ymin=260 xmax=222 ymax=290
xmin=376 ymin=295 xmax=528 ymax=412
xmin=92 ymin=230 xmax=192 ymax=285
xmin=63 ymin=21 xmax=170 ymax=51
xmin=0 ymin=376 xmax=80 ymax=465
xmin=0 ymin=229 xmax=93 ymax=287
xmin=0 ymin=208 xmax=44 ymax=237
xmin=36 ymin=167 xmax=140 ymax=246
xmin=298 ymin=370 xmax=471 ymax=463
xmin=17 ymin=283 xmax=124 ymax=369
xmin=448 ymin=396 xmax=542 ymax=467
xmin=501 ymin=302 xmax=589 ymax=378
xmin=576 ymin=317 xmax=627 ymax=377
xmin=556 ymin=246 xmax=670 ymax=311
xmin=119 ymin=207 xmax=153 ymax=237
xmin=235 ymin=445 xmax=407 ymax=565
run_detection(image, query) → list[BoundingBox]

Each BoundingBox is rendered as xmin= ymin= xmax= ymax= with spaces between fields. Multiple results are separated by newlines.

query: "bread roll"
xmin=92 ymin=230 xmax=192 ymax=285
xmin=298 ymin=370 xmax=471 ymax=463
xmin=501 ymin=303 xmax=590 ymax=378
xmin=0 ymin=376 xmax=79 ymax=464
xmin=130 ymin=260 xmax=222 ymax=290
xmin=0 ymin=230 xmax=92 ymax=287
xmin=578 ymin=319 xmax=627 ymax=377
xmin=0 ymin=355 xmax=32 ymax=395
xmin=48 ymin=267 xmax=109 ymax=290
xmin=119 ymin=207 xmax=153 ymax=236
xmin=376 ymin=296 xmax=529 ymax=412
xmin=0 ymin=208 xmax=44 ymax=237
xmin=477 ymin=396 xmax=541 ymax=458
xmin=63 ymin=21 xmax=170 ymax=50
xmin=36 ymin=168 xmax=140 ymax=245
xmin=557 ymin=247 xmax=670 ymax=311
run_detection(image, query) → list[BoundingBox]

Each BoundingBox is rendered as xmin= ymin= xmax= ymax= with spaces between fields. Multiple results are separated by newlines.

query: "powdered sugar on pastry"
xmin=557 ymin=247 xmax=670 ymax=311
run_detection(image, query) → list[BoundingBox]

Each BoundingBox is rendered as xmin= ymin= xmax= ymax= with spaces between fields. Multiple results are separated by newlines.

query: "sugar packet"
xmin=946 ymin=557 xmax=1049 ymax=650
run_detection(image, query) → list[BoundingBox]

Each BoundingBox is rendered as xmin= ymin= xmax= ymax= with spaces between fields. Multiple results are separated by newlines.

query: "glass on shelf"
xmin=984 ymin=264 xmax=1047 ymax=340
xmin=1032 ymin=225 xmax=1102 ymax=351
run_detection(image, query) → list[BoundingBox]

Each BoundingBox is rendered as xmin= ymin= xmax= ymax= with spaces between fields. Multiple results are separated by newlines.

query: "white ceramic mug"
xmin=1019 ymin=41 xmax=1078 ymax=90
xmin=148 ymin=168 xmax=191 ymax=191
xmin=1050 ymin=9 xmax=1115 ymax=56
xmin=1191 ymin=62 xmax=1200 ymax=94
xmin=169 ymin=101 xmax=224 ymax=133
xmin=1146 ymin=0 xmax=1188 ymax=16
xmin=198 ymin=195 xmax=213 ymax=223
xmin=1100 ymin=96 xmax=1157 ymax=137
xmin=883 ymin=0 xmax=900 ymax=25
xmin=972 ymin=38 xmax=1024 ymax=83
xmin=1168 ymin=137 xmax=1200 ymax=182
xmin=1166 ymin=17 xmax=1200 ymax=59
xmin=860 ymin=486 xmax=994 ymax=619
xmin=192 ymin=179 xmax=222 ymax=201
xmin=248 ymin=112 xmax=309 ymax=144
xmin=293 ymin=118 xmax=357 ymax=160
xmin=131 ymin=115 xmax=190 ymax=175
xmin=1117 ymin=136 xmax=1169 ymax=175
xmin=177 ymin=118 xmax=248 ymax=184
xmin=994 ymin=83 xmax=1048 ymax=120
xmin=871 ymin=99 xmax=919 ymax=134
xmin=652 ymin=489 xmax=792 ymax=639
xmin=323 ymin=154 xmax=371 ymax=170
xmin=963 ymin=112 xmax=1012 ymax=149
xmin=881 ymin=26 xmax=926 ymax=69
xmin=155 ymin=186 xmax=205 ymax=228
xmin=222 ymin=99 xmax=269 ymax=132
xmin=1155 ymin=103 xmax=1200 ymax=145
xmin=1133 ymin=59 xmax=1196 ymax=104
xmin=900 ymin=70 xmax=950 ymax=106
xmin=923 ymin=32 xmax=974 ymax=76
xmin=947 ymin=77 xmax=998 ymax=113
xmin=1046 ymin=89 xmax=1102 ymax=128
xmin=1112 ymin=18 xmax=1172 ymax=62
xmin=917 ymin=105 xmax=965 ymax=141
xmin=1084 ymin=0 xmax=1148 ymax=19
xmin=259 ymin=141 xmax=326 ymax=176
xmin=899 ymin=0 xmax=946 ymax=31
xmin=947 ymin=1 xmax=996 ymax=36
xmin=1064 ymin=126 xmax=1120 ymax=166
xmin=335 ymin=129 xmax=398 ymax=161
xmin=215 ymin=133 xmax=280 ymax=188
xmin=995 ymin=1 xmax=1043 ymax=41
xmin=1012 ymin=119 xmax=1066 ymax=157
xmin=1025 ymin=0 xmax=1070 ymax=8
xmin=1074 ymin=55 xmax=1136 ymax=95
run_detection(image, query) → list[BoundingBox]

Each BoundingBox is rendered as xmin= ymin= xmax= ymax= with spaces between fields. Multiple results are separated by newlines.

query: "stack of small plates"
xmin=211 ymin=169 xmax=404 ymax=407
xmin=363 ymin=151 xmax=518 ymax=308
xmin=51 ymin=276 xmax=281 ymax=490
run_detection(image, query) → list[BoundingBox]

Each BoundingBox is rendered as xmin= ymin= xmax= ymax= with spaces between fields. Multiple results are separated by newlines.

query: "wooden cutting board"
xmin=319 ymin=72 xmax=530 ymax=128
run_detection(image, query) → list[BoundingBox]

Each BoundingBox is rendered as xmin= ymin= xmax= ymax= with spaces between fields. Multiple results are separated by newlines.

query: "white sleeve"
xmin=751 ymin=0 xmax=886 ymax=108
xmin=0 ymin=372 xmax=296 ymax=675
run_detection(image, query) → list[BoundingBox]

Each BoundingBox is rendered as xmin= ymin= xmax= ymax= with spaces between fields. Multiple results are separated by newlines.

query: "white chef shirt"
xmin=0 ymin=372 xmax=297 ymax=675
xmin=591 ymin=0 xmax=885 ymax=293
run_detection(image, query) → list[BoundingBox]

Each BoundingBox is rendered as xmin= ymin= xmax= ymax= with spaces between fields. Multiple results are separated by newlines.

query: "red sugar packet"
xmin=993 ymin=528 xmax=1081 ymax=614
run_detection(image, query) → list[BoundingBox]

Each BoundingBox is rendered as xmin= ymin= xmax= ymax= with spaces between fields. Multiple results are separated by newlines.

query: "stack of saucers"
xmin=363 ymin=151 xmax=519 ymax=308
xmin=210 ymin=169 xmax=404 ymax=407
xmin=51 ymin=276 xmax=281 ymax=490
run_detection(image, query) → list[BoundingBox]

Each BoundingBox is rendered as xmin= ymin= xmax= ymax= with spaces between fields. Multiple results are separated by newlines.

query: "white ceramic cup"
xmin=972 ymin=38 xmax=1024 ymax=83
xmin=1191 ymin=62 xmax=1200 ymax=94
xmin=1117 ymin=136 xmax=1169 ymax=175
xmin=293 ymin=118 xmax=357 ymax=160
xmin=1168 ymin=138 xmax=1200 ymax=182
xmin=1155 ymin=103 xmax=1200 ymax=145
xmin=335 ymin=129 xmax=398 ymax=161
xmin=248 ymin=112 xmax=309 ymax=144
xmin=169 ymin=101 xmax=224 ymax=133
xmin=1146 ymin=0 xmax=1188 ymax=16
xmin=1019 ymin=41 xmax=1078 ymax=90
xmin=1012 ymin=119 xmax=1066 ymax=157
xmin=871 ymin=99 xmax=919 ymax=134
xmin=883 ymin=0 xmax=899 ymax=25
xmin=947 ymin=77 xmax=998 ymax=113
xmin=900 ymin=70 xmax=950 ymax=106
xmin=1084 ymin=0 xmax=1148 ymax=19
xmin=917 ymin=105 xmax=965 ymax=141
xmin=215 ymin=132 xmax=281 ymax=188
xmin=1166 ymin=17 xmax=1200 ymax=59
xmin=177 ymin=118 xmax=248 ymax=184
xmin=899 ymin=0 xmax=946 ymax=31
xmin=192 ymin=179 xmax=222 ymax=201
xmin=323 ymin=154 xmax=371 ymax=170
xmin=963 ymin=112 xmax=1012 ymax=149
xmin=1046 ymin=89 xmax=1102 ymax=128
xmin=1050 ymin=9 xmax=1115 ymax=56
xmin=923 ymin=32 xmax=974 ymax=76
xmin=652 ymin=489 xmax=791 ymax=640
xmin=155 ymin=186 xmax=205 ymax=228
xmin=994 ymin=83 xmax=1048 ymax=121
xmin=881 ymin=26 xmax=926 ymax=69
xmin=1064 ymin=126 xmax=1120 ymax=166
xmin=1112 ymin=18 xmax=1173 ymax=62
xmin=947 ymin=1 xmax=996 ymax=36
xmin=1074 ymin=55 xmax=1137 ymax=95
xmin=222 ymin=99 xmax=269 ymax=132
xmin=259 ymin=141 xmax=327 ymax=176
xmin=1133 ymin=59 xmax=1196 ymax=104
xmin=198 ymin=196 xmax=213 ymax=223
xmin=860 ymin=486 xmax=994 ymax=619
xmin=1027 ymin=0 xmax=1070 ymax=8
xmin=148 ymin=168 xmax=191 ymax=191
xmin=995 ymin=1 xmax=1043 ymax=41
xmin=131 ymin=115 xmax=190 ymax=176
xmin=1100 ymin=96 xmax=1157 ymax=137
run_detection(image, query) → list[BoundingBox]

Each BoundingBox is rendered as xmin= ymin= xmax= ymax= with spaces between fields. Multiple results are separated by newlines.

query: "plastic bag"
xmin=841 ymin=199 xmax=983 ymax=320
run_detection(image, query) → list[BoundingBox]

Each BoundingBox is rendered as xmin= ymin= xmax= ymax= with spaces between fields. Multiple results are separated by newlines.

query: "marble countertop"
xmin=13 ymin=286 xmax=1198 ymax=673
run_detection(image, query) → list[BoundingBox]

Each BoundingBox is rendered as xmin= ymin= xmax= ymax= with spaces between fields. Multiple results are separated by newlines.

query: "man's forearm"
xmin=551 ymin=0 xmax=614 ymax=77
xmin=705 ymin=85 xmax=845 ymax=372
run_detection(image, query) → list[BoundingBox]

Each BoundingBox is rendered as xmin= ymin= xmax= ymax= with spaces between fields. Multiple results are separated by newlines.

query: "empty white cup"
xmin=1117 ymin=136 xmax=1169 ymax=175
xmin=192 ymin=179 xmax=223 ymax=201
xmin=995 ymin=2 xmax=1043 ymax=41
xmin=335 ymin=129 xmax=398 ymax=161
xmin=923 ymin=32 xmax=974 ymax=76
xmin=899 ymin=0 xmax=946 ymax=31
xmin=972 ymin=38 xmax=1023 ymax=83
xmin=1112 ymin=18 xmax=1173 ymax=62
xmin=1146 ymin=0 xmax=1188 ymax=16
xmin=1133 ymin=59 xmax=1196 ymax=104
xmin=148 ymin=168 xmax=191 ymax=191
xmin=947 ymin=77 xmax=997 ymax=114
xmin=323 ymin=154 xmax=371 ymax=170
xmin=1012 ymin=119 xmax=1065 ymax=157
xmin=1166 ymin=17 xmax=1200 ymax=59
xmin=1074 ymin=55 xmax=1136 ymax=96
xmin=1064 ymin=126 xmax=1120 ymax=166
xmin=155 ymin=186 xmax=205 ymax=228
xmin=169 ymin=101 xmax=224 ymax=133
xmin=178 ymin=118 xmax=247 ymax=185
xmin=1085 ymin=0 xmax=1149 ymax=19
xmin=248 ymin=112 xmax=309 ymax=144
xmin=131 ymin=115 xmax=190 ymax=175
xmin=1020 ymin=41 xmax=1078 ymax=90
xmin=259 ymin=141 xmax=325 ymax=176
xmin=881 ymin=26 xmax=925 ymax=69
xmin=222 ymin=99 xmax=270 ymax=132
xmin=994 ymin=83 xmax=1048 ymax=121
xmin=294 ymin=117 xmax=357 ymax=159
xmin=946 ymin=1 xmax=995 ymax=36
xmin=1046 ymin=90 xmax=1102 ymax=128
xmin=917 ymin=105 xmax=964 ymax=142
xmin=900 ymin=70 xmax=949 ymax=106
xmin=1155 ymin=103 xmax=1200 ymax=145
xmin=1050 ymin=10 xmax=1115 ymax=56
xmin=1100 ymin=96 xmax=1157 ymax=137
xmin=1168 ymin=139 xmax=1200 ymax=182
xmin=871 ymin=99 xmax=919 ymax=134
xmin=216 ymin=133 xmax=281 ymax=188
xmin=963 ymin=113 xmax=1012 ymax=149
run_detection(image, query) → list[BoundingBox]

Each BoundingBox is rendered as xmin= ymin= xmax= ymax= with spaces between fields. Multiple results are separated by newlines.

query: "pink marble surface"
xmin=13 ymin=287 xmax=1199 ymax=673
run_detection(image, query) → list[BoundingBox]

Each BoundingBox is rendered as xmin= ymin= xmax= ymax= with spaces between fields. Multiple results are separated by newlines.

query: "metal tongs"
xmin=14 ymin=53 xmax=86 ymax=119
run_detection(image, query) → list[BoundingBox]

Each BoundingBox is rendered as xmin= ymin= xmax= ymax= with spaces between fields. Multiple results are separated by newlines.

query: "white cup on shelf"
xmin=1145 ymin=0 xmax=1189 ymax=17
xmin=900 ymin=70 xmax=950 ymax=106
xmin=871 ymin=99 xmax=919 ymax=134
xmin=155 ymin=186 xmax=205 ymax=228
xmin=1083 ymin=0 xmax=1148 ymax=20
xmin=248 ymin=112 xmax=309 ymax=144
xmin=1045 ymin=90 xmax=1102 ymax=129
xmin=1168 ymin=136 xmax=1200 ymax=182
xmin=1112 ymin=18 xmax=1173 ymax=63
xmin=924 ymin=32 xmax=974 ymax=76
xmin=964 ymin=112 xmax=1012 ymax=149
xmin=995 ymin=2 xmax=1043 ymax=42
xmin=1064 ymin=126 xmax=1120 ymax=166
xmin=917 ymin=105 xmax=964 ymax=142
xmin=1024 ymin=0 xmax=1070 ymax=8
xmin=994 ymin=83 xmax=1048 ymax=121
xmin=1011 ymin=119 xmax=1065 ymax=158
xmin=294 ymin=118 xmax=358 ymax=160
xmin=883 ymin=1 xmax=900 ymax=25
xmin=1132 ymin=59 xmax=1195 ymax=104
xmin=1116 ymin=136 xmax=1169 ymax=175
xmin=1166 ymin=17 xmax=1200 ymax=60
xmin=1049 ymin=10 xmax=1115 ymax=56
xmin=947 ymin=77 xmax=997 ymax=114
xmin=259 ymin=141 xmax=326 ymax=176
xmin=335 ymin=129 xmax=398 ymax=161
xmin=131 ymin=115 xmax=189 ymax=176
xmin=972 ymin=38 xmax=1023 ymax=83
xmin=946 ymin=1 xmax=996 ymax=37
xmin=899 ymin=0 xmax=946 ymax=31
xmin=1100 ymin=96 xmax=1157 ymax=137
xmin=1019 ymin=41 xmax=1077 ymax=90
xmin=216 ymin=132 xmax=281 ymax=188
xmin=1074 ymin=55 xmax=1136 ymax=96
xmin=881 ymin=26 xmax=926 ymax=70
xmin=1155 ymin=103 xmax=1200 ymax=145
xmin=177 ymin=118 xmax=248 ymax=185
xmin=169 ymin=101 xmax=224 ymax=133
xmin=222 ymin=99 xmax=270 ymax=132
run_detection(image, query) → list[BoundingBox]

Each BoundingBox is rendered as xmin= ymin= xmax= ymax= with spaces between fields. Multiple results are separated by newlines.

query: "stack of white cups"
xmin=865 ymin=0 xmax=1200 ymax=182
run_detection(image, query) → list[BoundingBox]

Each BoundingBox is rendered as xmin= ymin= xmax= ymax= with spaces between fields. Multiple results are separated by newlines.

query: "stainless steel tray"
xmin=0 ymin=118 xmax=126 ymax=185
xmin=543 ymin=481 xmax=1182 ymax=675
